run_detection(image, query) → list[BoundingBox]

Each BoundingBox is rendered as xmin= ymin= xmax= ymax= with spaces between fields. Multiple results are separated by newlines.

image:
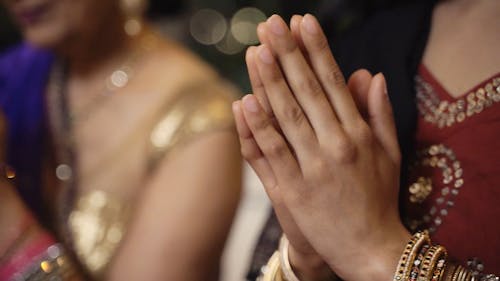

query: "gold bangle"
xmin=444 ymin=263 xmax=458 ymax=281
xmin=453 ymin=265 xmax=463 ymax=281
xmin=279 ymin=236 xmax=301 ymax=281
xmin=394 ymin=231 xmax=431 ymax=281
xmin=431 ymin=258 xmax=447 ymax=281
xmin=452 ymin=265 xmax=473 ymax=281
xmin=419 ymin=245 xmax=447 ymax=281
xmin=457 ymin=266 xmax=467 ymax=281
xmin=460 ymin=266 xmax=472 ymax=281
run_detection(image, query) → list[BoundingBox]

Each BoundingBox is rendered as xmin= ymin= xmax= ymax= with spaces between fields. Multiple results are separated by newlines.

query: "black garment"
xmin=246 ymin=1 xmax=437 ymax=279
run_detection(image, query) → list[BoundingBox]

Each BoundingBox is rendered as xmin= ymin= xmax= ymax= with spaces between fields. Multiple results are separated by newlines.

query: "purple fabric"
xmin=0 ymin=43 xmax=54 ymax=214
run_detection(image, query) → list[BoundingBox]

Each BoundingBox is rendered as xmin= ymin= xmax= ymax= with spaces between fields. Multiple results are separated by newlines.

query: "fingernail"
xmin=267 ymin=15 xmax=285 ymax=36
xmin=243 ymin=95 xmax=260 ymax=113
xmin=232 ymin=101 xmax=240 ymax=112
xmin=302 ymin=14 xmax=319 ymax=35
xmin=257 ymin=23 xmax=266 ymax=43
xmin=379 ymin=72 xmax=388 ymax=96
xmin=246 ymin=46 xmax=255 ymax=60
xmin=377 ymin=73 xmax=390 ymax=102
xmin=290 ymin=14 xmax=302 ymax=26
xmin=258 ymin=45 xmax=274 ymax=64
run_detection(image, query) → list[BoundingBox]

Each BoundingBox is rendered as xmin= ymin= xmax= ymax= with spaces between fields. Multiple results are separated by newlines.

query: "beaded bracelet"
xmin=10 ymin=243 xmax=75 ymax=281
xmin=431 ymin=258 xmax=446 ymax=281
xmin=418 ymin=245 xmax=447 ymax=281
xmin=0 ymin=233 xmax=76 ymax=281
xmin=410 ymin=244 xmax=431 ymax=281
xmin=394 ymin=231 xmax=431 ymax=281
xmin=0 ymin=234 xmax=55 ymax=280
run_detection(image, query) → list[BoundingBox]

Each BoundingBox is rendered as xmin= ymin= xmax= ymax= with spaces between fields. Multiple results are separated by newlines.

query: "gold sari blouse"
xmin=49 ymin=73 xmax=238 ymax=279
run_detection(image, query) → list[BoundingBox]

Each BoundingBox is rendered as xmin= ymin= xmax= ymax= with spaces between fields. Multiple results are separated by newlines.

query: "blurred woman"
xmin=0 ymin=0 xmax=241 ymax=280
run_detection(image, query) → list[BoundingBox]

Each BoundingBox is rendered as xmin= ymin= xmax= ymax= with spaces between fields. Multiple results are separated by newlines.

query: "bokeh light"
xmin=230 ymin=7 xmax=266 ymax=45
xmin=215 ymin=31 xmax=246 ymax=55
xmin=189 ymin=9 xmax=227 ymax=45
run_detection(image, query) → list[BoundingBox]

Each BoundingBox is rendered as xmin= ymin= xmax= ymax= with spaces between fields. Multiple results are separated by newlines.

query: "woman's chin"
xmin=22 ymin=26 xmax=65 ymax=49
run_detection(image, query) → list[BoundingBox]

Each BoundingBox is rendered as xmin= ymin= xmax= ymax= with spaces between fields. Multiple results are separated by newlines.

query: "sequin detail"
xmin=416 ymin=76 xmax=500 ymax=128
xmin=407 ymin=144 xmax=464 ymax=233
xmin=69 ymin=190 xmax=127 ymax=276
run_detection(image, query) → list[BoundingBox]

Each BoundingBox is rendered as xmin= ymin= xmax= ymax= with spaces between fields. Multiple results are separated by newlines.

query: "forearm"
xmin=287 ymin=222 xmax=411 ymax=281
xmin=260 ymin=230 xmax=499 ymax=281
xmin=288 ymin=241 xmax=338 ymax=281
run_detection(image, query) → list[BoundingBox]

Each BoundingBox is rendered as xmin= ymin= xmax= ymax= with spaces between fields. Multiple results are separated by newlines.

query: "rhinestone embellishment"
xmin=408 ymin=144 xmax=464 ymax=233
xmin=416 ymin=76 xmax=500 ymax=128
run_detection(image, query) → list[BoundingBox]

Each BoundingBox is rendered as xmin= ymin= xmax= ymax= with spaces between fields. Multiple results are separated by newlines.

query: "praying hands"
xmin=233 ymin=14 xmax=411 ymax=281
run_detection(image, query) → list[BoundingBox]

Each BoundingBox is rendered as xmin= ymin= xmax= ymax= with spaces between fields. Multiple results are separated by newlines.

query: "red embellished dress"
xmin=404 ymin=65 xmax=500 ymax=274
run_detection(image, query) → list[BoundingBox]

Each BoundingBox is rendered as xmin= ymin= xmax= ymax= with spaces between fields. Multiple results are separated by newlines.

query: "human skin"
xmin=236 ymin=0 xmax=500 ymax=278
xmin=1 ymin=1 xmax=242 ymax=280
xmin=234 ymin=14 xmax=411 ymax=281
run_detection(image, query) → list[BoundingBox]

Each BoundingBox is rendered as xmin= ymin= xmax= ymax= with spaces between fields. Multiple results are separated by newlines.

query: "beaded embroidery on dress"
xmin=406 ymin=65 xmax=500 ymax=277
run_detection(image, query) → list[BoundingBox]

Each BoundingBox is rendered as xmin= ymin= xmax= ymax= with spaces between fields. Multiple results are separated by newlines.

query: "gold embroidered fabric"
xmin=65 ymin=78 xmax=237 ymax=279
xmin=69 ymin=190 xmax=127 ymax=276
xmin=407 ymin=144 xmax=464 ymax=234
xmin=415 ymin=76 xmax=500 ymax=128
xmin=148 ymin=79 xmax=237 ymax=167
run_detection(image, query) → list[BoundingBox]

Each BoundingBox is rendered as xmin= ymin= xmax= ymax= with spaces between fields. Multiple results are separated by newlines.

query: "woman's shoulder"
xmin=141 ymin=35 xmax=237 ymax=103
xmin=144 ymin=37 xmax=239 ymax=164
xmin=148 ymin=35 xmax=238 ymax=116
xmin=147 ymin=77 xmax=238 ymax=162
xmin=151 ymin=36 xmax=219 ymax=82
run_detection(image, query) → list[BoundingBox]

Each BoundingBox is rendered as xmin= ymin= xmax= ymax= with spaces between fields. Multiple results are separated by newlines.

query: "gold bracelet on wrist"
xmin=452 ymin=265 xmax=476 ymax=281
xmin=444 ymin=263 xmax=458 ymax=281
xmin=391 ymin=231 xmax=495 ymax=281
xmin=419 ymin=245 xmax=447 ymax=281
xmin=394 ymin=231 xmax=431 ymax=281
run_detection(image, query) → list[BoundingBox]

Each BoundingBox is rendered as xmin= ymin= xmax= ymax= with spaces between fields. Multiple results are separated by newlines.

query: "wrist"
xmin=353 ymin=225 xmax=412 ymax=281
xmin=288 ymin=242 xmax=337 ymax=281
xmin=323 ymin=222 xmax=411 ymax=281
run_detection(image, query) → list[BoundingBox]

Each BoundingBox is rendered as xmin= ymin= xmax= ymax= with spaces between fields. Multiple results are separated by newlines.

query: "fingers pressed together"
xmin=233 ymin=14 xmax=405 ymax=280
xmin=233 ymin=13 xmax=399 ymax=194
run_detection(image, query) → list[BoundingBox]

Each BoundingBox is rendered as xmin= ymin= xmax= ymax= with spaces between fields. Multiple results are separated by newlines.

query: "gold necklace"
xmin=69 ymin=33 xmax=158 ymax=123
xmin=46 ymin=32 xmax=158 ymax=246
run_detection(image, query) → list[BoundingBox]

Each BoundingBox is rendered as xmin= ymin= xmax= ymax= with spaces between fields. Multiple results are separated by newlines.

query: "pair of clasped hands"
xmin=232 ymin=14 xmax=412 ymax=281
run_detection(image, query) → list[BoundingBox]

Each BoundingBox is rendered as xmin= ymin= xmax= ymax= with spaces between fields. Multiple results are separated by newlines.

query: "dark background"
xmin=0 ymin=0 xmax=414 ymax=92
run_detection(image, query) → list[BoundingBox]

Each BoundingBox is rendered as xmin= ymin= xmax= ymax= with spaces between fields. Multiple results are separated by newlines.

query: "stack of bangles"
xmin=393 ymin=231 xmax=498 ymax=281
xmin=1 ymin=164 xmax=77 ymax=281
xmin=0 ymin=227 xmax=77 ymax=281
xmin=258 ymin=232 xmax=499 ymax=281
